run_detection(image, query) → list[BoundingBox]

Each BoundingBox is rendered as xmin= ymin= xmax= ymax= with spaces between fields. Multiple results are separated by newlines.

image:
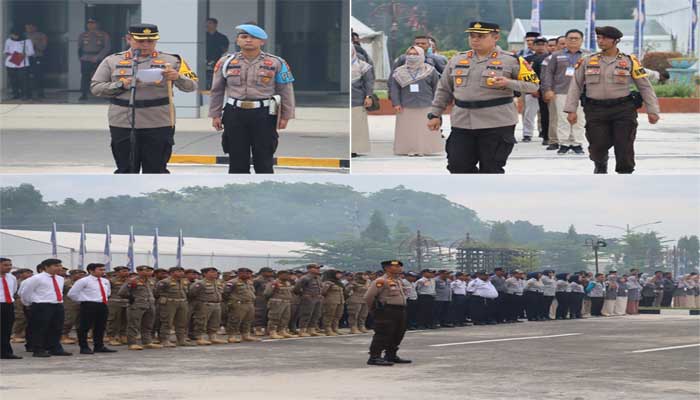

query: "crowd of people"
xmin=1 ymin=256 xmax=697 ymax=360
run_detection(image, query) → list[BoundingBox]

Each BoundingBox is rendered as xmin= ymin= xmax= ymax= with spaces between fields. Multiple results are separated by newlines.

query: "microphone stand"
xmin=128 ymin=49 xmax=141 ymax=173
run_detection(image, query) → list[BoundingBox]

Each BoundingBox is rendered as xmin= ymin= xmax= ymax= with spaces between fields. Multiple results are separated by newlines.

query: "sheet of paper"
xmin=409 ymin=84 xmax=420 ymax=93
xmin=135 ymin=68 xmax=164 ymax=83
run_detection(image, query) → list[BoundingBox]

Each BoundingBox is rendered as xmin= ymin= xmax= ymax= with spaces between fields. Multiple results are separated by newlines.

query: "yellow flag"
xmin=517 ymin=57 xmax=540 ymax=83
xmin=630 ymin=55 xmax=648 ymax=80
xmin=178 ymin=58 xmax=198 ymax=81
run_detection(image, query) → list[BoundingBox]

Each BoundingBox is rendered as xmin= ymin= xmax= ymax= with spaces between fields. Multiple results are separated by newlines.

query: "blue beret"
xmin=236 ymin=24 xmax=268 ymax=40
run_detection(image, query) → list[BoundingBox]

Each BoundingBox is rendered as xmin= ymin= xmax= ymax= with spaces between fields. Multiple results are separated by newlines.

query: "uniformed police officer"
xmin=564 ymin=26 xmax=660 ymax=174
xmin=79 ymin=18 xmax=111 ymax=100
xmin=365 ymin=260 xmax=411 ymax=366
xmin=209 ymin=24 xmax=296 ymax=174
xmin=91 ymin=23 xmax=198 ymax=174
xmin=428 ymin=22 xmax=540 ymax=174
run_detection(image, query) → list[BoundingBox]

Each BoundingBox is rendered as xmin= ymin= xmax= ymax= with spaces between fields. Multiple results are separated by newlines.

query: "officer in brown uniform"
xmin=263 ymin=270 xmax=297 ymax=339
xmin=11 ymin=269 xmax=33 ymax=343
xmin=91 ymin=23 xmax=198 ymax=174
xmin=105 ymin=266 xmax=129 ymax=345
xmin=184 ymin=268 xmax=199 ymax=340
xmin=154 ymin=266 xmax=193 ymax=347
xmin=564 ymin=26 xmax=660 ymax=174
xmin=188 ymin=267 xmax=226 ymax=345
xmin=293 ymin=264 xmax=324 ymax=337
xmin=321 ymin=269 xmax=346 ymax=336
xmin=61 ymin=269 xmax=86 ymax=344
xmin=346 ymin=272 xmax=370 ymax=334
xmin=428 ymin=22 xmax=540 ymax=174
xmin=224 ymin=267 xmax=259 ymax=343
xmin=253 ymin=267 xmax=274 ymax=336
xmin=288 ymin=270 xmax=303 ymax=334
xmin=79 ymin=18 xmax=111 ymax=100
xmin=118 ymin=265 xmax=162 ymax=350
xmin=209 ymin=24 xmax=296 ymax=174
xmin=365 ymin=260 xmax=411 ymax=366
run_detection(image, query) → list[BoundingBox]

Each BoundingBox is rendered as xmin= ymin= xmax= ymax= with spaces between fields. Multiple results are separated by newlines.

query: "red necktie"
xmin=97 ymin=277 xmax=108 ymax=304
xmin=1 ymin=276 xmax=12 ymax=304
xmin=51 ymin=275 xmax=63 ymax=302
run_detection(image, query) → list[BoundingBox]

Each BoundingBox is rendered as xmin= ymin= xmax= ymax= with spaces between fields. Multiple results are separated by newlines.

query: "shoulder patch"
xmin=175 ymin=55 xmax=198 ymax=81
xmin=274 ymin=57 xmax=294 ymax=84
xmin=630 ymin=55 xmax=648 ymax=79
xmin=375 ymin=279 xmax=385 ymax=288
xmin=517 ymin=56 xmax=540 ymax=83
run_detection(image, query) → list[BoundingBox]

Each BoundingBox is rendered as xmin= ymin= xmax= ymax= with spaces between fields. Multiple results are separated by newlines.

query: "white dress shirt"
xmin=451 ymin=279 xmax=467 ymax=295
xmin=0 ymin=273 xmax=18 ymax=303
xmin=67 ymin=275 xmax=111 ymax=302
xmin=19 ymin=272 xmax=64 ymax=305
xmin=468 ymin=278 xmax=499 ymax=299
xmin=4 ymin=38 xmax=35 ymax=68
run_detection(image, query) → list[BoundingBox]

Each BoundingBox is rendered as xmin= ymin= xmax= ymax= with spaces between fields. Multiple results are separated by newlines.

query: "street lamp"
xmin=595 ymin=221 xmax=662 ymax=235
xmin=585 ymin=238 xmax=607 ymax=274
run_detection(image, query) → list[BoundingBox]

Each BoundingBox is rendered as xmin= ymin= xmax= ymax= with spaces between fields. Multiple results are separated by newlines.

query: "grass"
xmin=651 ymin=82 xmax=697 ymax=98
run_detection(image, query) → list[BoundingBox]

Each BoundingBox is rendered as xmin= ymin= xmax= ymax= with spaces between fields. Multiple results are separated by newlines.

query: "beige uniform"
xmin=263 ymin=279 xmax=294 ymax=332
xmin=79 ymin=30 xmax=111 ymax=62
xmin=224 ymin=278 xmax=256 ymax=335
xmin=154 ymin=277 xmax=189 ymax=343
xmin=365 ymin=275 xmax=408 ymax=307
xmin=188 ymin=279 xmax=223 ymax=338
xmin=62 ymin=279 xmax=80 ymax=336
xmin=431 ymin=47 xmax=540 ymax=130
xmin=321 ymin=281 xmax=345 ymax=332
xmin=26 ymin=31 xmax=48 ymax=57
xmin=346 ymin=280 xmax=370 ymax=330
xmin=106 ymin=276 xmax=129 ymax=339
xmin=208 ymin=51 xmax=295 ymax=120
xmin=118 ymin=278 xmax=156 ymax=345
xmin=91 ymin=50 xmax=197 ymax=128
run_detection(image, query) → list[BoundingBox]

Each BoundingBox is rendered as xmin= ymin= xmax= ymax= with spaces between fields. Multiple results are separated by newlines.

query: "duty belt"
xmin=111 ymin=97 xmax=170 ymax=108
xmin=226 ymin=97 xmax=271 ymax=109
xmin=454 ymin=97 xmax=513 ymax=109
xmin=165 ymin=298 xmax=187 ymax=302
xmin=585 ymin=95 xmax=634 ymax=107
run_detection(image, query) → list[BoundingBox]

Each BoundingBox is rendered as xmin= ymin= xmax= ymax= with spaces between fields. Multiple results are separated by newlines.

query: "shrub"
xmin=652 ymin=82 xmax=696 ymax=98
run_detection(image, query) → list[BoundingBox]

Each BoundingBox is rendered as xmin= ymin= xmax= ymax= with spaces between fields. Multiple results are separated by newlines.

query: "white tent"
xmin=0 ymin=229 xmax=309 ymax=271
xmin=351 ymin=16 xmax=391 ymax=80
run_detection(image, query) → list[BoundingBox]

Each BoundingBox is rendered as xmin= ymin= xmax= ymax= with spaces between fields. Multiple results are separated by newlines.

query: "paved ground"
xmin=352 ymin=113 xmax=700 ymax=174
xmin=1 ymin=315 xmax=698 ymax=400
xmin=0 ymin=104 xmax=349 ymax=174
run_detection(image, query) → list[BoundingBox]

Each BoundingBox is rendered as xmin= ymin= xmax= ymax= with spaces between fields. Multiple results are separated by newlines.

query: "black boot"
xmin=594 ymin=162 xmax=608 ymax=174
xmin=367 ymin=356 xmax=394 ymax=366
xmin=385 ymin=352 xmax=412 ymax=364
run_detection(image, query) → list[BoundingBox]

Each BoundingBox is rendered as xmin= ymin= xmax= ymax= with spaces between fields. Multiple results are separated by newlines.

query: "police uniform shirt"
xmin=208 ymin=51 xmax=295 ymax=120
xmin=0 ymin=273 xmax=17 ymax=302
xmin=67 ymin=275 xmax=111 ymax=302
xmin=490 ymin=275 xmax=506 ymax=292
xmin=364 ymin=274 xmax=407 ymax=307
xmin=415 ymin=277 xmax=436 ymax=295
xmin=450 ymin=279 xmax=467 ymax=295
xmin=91 ymin=49 xmax=198 ymax=129
xmin=79 ymin=30 xmax=111 ymax=61
xmin=541 ymin=275 xmax=557 ymax=296
xmin=402 ymin=279 xmax=418 ymax=300
xmin=26 ymin=31 xmax=48 ymax=57
xmin=569 ymin=282 xmax=585 ymax=293
xmin=18 ymin=272 xmax=64 ymax=304
xmin=505 ymin=277 xmax=523 ymax=295
xmin=564 ymin=50 xmax=660 ymax=114
xmin=525 ymin=278 xmax=544 ymax=293
xmin=468 ymin=278 xmax=498 ymax=299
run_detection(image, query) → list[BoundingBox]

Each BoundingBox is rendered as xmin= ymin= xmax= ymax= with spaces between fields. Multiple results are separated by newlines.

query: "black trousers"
xmin=368 ymin=305 xmax=407 ymax=358
xmin=449 ymin=294 xmax=467 ymax=324
xmin=524 ymin=291 xmax=542 ymax=320
xmin=504 ymin=293 xmax=520 ymax=321
xmin=469 ymin=296 xmax=489 ymax=324
xmin=433 ymin=300 xmax=450 ymax=326
xmin=7 ymin=67 xmax=30 ymax=99
xmin=639 ymin=295 xmax=654 ymax=307
xmin=110 ymin=126 xmax=174 ymax=174
xmin=222 ymin=104 xmax=279 ymax=174
xmin=583 ymin=102 xmax=638 ymax=174
xmin=555 ymin=292 xmax=570 ymax=318
xmin=1 ymin=303 xmax=15 ymax=356
xmin=537 ymin=95 xmax=549 ymax=140
xmin=661 ymin=291 xmax=674 ymax=307
xmin=491 ymin=292 xmax=507 ymax=323
xmin=29 ymin=56 xmax=45 ymax=97
xmin=590 ymin=297 xmax=604 ymax=316
xmin=445 ymin=125 xmax=516 ymax=174
xmin=80 ymin=61 xmax=98 ymax=96
xmin=406 ymin=299 xmax=418 ymax=328
xmin=29 ymin=303 xmax=64 ymax=354
xmin=78 ymin=302 xmax=108 ymax=350
xmin=416 ymin=294 xmax=435 ymax=328
xmin=24 ymin=306 xmax=33 ymax=351
xmin=569 ymin=293 xmax=583 ymax=318
xmin=542 ymin=295 xmax=555 ymax=319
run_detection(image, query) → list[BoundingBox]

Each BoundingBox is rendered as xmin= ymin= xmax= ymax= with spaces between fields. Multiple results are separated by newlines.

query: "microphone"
xmin=132 ymin=48 xmax=141 ymax=58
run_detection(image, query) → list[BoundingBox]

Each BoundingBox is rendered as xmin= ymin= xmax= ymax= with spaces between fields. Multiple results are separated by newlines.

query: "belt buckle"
xmin=239 ymin=101 xmax=256 ymax=109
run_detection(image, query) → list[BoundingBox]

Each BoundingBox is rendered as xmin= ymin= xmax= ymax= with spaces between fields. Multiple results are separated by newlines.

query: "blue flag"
xmin=153 ymin=228 xmax=159 ymax=269
xmin=531 ymin=0 xmax=543 ymax=34
xmin=50 ymin=222 xmax=58 ymax=257
xmin=176 ymin=229 xmax=185 ymax=268
xmin=78 ymin=223 xmax=87 ymax=270
xmin=633 ymin=0 xmax=646 ymax=57
xmin=691 ymin=0 xmax=698 ymax=55
xmin=585 ymin=0 xmax=597 ymax=51
xmin=104 ymin=225 xmax=112 ymax=272
xmin=127 ymin=226 xmax=136 ymax=272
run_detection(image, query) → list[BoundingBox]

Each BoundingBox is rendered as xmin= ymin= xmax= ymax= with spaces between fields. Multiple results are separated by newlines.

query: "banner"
xmin=531 ymin=0 xmax=543 ymax=34
xmin=104 ymin=225 xmax=112 ymax=272
xmin=585 ymin=0 xmax=597 ymax=51
xmin=153 ymin=227 xmax=159 ymax=269
xmin=127 ymin=226 xmax=136 ymax=272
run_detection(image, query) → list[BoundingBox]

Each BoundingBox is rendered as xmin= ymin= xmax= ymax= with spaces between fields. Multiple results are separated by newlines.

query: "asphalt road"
xmin=1 ymin=315 xmax=698 ymax=400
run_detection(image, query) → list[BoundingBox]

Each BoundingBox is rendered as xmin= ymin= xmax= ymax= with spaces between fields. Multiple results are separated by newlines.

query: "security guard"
xmin=564 ymin=26 xmax=660 ymax=174
xmin=79 ymin=18 xmax=111 ymax=100
xmin=118 ymin=265 xmax=162 ymax=350
xmin=153 ymin=266 xmax=193 ymax=347
xmin=428 ymin=22 xmax=540 ymax=174
xmin=91 ymin=23 xmax=198 ymax=174
xmin=209 ymin=24 xmax=296 ymax=174
xmin=364 ymin=260 xmax=411 ymax=366
xmin=188 ymin=267 xmax=226 ymax=345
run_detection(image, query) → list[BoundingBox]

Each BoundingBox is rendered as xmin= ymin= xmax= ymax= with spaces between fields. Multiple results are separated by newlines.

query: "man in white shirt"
xmin=4 ymin=28 xmax=35 ymax=100
xmin=68 ymin=263 xmax=117 ymax=354
xmin=19 ymin=258 xmax=72 ymax=357
xmin=449 ymin=272 xmax=468 ymax=326
xmin=467 ymin=271 xmax=498 ymax=325
xmin=1 ymin=257 xmax=21 ymax=359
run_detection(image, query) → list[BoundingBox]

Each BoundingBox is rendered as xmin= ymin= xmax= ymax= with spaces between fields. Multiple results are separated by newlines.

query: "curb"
xmin=639 ymin=308 xmax=699 ymax=315
xmin=169 ymin=154 xmax=350 ymax=169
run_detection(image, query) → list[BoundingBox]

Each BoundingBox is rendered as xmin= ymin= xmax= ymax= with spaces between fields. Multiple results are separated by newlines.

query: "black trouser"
xmin=639 ymin=295 xmax=654 ymax=307
xmin=1 ymin=303 xmax=15 ymax=356
xmin=29 ymin=56 xmax=45 ymax=97
xmin=24 ymin=306 xmax=33 ymax=351
xmin=449 ymin=294 xmax=467 ymax=324
xmin=491 ymin=292 xmax=507 ymax=323
xmin=555 ymin=292 xmax=570 ymax=318
xmin=524 ymin=291 xmax=542 ymax=320
xmin=416 ymin=294 xmax=435 ymax=328
xmin=542 ymin=295 xmax=554 ymax=319
xmin=368 ymin=305 xmax=406 ymax=358
xmin=445 ymin=125 xmax=516 ymax=174
xmin=433 ymin=300 xmax=450 ymax=326
xmin=78 ymin=302 xmax=108 ymax=350
xmin=110 ymin=126 xmax=174 ymax=174
xmin=590 ymin=297 xmax=604 ymax=316
xmin=7 ymin=67 xmax=30 ymax=99
xmin=661 ymin=291 xmax=674 ymax=307
xmin=29 ymin=303 xmax=64 ymax=354
xmin=504 ymin=293 xmax=517 ymax=321
xmin=568 ymin=293 xmax=583 ymax=318
xmin=537 ymin=95 xmax=549 ymax=140
xmin=583 ymin=102 xmax=638 ymax=174
xmin=80 ymin=60 xmax=99 ymax=97
xmin=469 ymin=296 xmax=489 ymax=324
xmin=406 ymin=299 xmax=418 ymax=328
xmin=222 ymin=104 xmax=279 ymax=174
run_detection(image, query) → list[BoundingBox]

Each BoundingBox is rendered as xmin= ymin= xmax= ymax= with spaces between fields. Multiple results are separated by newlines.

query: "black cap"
xmin=534 ymin=36 xmax=547 ymax=44
xmin=525 ymin=31 xmax=540 ymax=38
xmin=136 ymin=265 xmax=153 ymax=271
xmin=465 ymin=22 xmax=500 ymax=34
xmin=168 ymin=266 xmax=184 ymax=273
xmin=200 ymin=267 xmax=219 ymax=274
xmin=113 ymin=266 xmax=129 ymax=272
xmin=129 ymin=23 xmax=160 ymax=40
xmin=87 ymin=18 xmax=97 ymax=23
xmin=259 ymin=267 xmax=274 ymax=273
xmin=595 ymin=26 xmax=623 ymax=40
xmin=381 ymin=260 xmax=403 ymax=269
xmin=237 ymin=267 xmax=253 ymax=273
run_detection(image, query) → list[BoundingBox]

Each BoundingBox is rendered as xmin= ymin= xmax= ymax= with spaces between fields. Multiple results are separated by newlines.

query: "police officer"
xmin=189 ymin=267 xmax=226 ymax=345
xmin=223 ymin=267 xmax=259 ymax=343
xmin=564 ymin=26 xmax=660 ymax=174
xmin=91 ymin=23 xmax=198 ymax=174
xmin=253 ymin=267 xmax=274 ymax=336
xmin=263 ymin=270 xmax=297 ymax=339
xmin=209 ymin=24 xmax=296 ymax=174
xmin=79 ymin=18 xmax=111 ymax=100
xmin=365 ymin=260 xmax=411 ymax=366
xmin=293 ymin=264 xmax=324 ymax=337
xmin=428 ymin=22 xmax=540 ymax=173
xmin=118 ymin=265 xmax=162 ymax=350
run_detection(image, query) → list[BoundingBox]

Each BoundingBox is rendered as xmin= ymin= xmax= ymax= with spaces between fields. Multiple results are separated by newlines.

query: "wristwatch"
xmin=427 ymin=112 xmax=441 ymax=120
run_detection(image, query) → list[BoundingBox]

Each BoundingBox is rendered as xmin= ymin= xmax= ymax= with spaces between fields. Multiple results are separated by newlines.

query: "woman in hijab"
xmin=389 ymin=45 xmax=443 ymax=156
xmin=351 ymin=46 xmax=374 ymax=157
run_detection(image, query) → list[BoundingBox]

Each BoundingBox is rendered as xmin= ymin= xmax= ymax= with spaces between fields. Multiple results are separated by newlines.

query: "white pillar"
xmin=141 ymin=0 xmax=205 ymax=118
xmin=340 ymin=0 xmax=349 ymax=92
xmin=67 ymin=3 xmax=86 ymax=91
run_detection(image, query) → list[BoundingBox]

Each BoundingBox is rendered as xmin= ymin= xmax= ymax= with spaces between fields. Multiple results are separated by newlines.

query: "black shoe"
xmin=80 ymin=348 xmax=94 ymax=355
xmin=33 ymin=351 xmax=50 ymax=358
xmin=546 ymin=144 xmax=559 ymax=150
xmin=473 ymin=322 xmax=486 ymax=326
xmin=351 ymin=153 xmax=358 ymax=158
xmin=367 ymin=357 xmax=394 ymax=366
xmin=49 ymin=351 xmax=72 ymax=356
xmin=522 ymin=136 xmax=532 ymax=142
xmin=542 ymin=139 xmax=549 ymax=146
xmin=386 ymin=355 xmax=412 ymax=364
xmin=407 ymin=327 xmax=416 ymax=331
xmin=1 ymin=354 xmax=23 ymax=359
xmin=594 ymin=162 xmax=608 ymax=174
xmin=94 ymin=347 xmax=117 ymax=353
xmin=557 ymin=146 xmax=570 ymax=154
xmin=571 ymin=146 xmax=585 ymax=154
xmin=442 ymin=324 xmax=455 ymax=328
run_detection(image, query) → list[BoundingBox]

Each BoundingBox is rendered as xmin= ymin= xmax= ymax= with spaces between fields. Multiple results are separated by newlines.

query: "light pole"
xmin=585 ymin=238 xmax=607 ymax=274
xmin=595 ymin=221 xmax=662 ymax=236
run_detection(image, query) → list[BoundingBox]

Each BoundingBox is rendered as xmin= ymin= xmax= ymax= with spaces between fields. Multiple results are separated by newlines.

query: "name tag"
xmin=409 ymin=84 xmax=419 ymax=93
xmin=565 ymin=66 xmax=575 ymax=77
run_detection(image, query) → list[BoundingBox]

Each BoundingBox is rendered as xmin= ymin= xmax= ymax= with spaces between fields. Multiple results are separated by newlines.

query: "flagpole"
xmin=127 ymin=225 xmax=135 ymax=272
xmin=153 ymin=227 xmax=159 ymax=269
xmin=50 ymin=222 xmax=58 ymax=257
xmin=104 ymin=225 xmax=112 ymax=272
xmin=78 ymin=223 xmax=86 ymax=270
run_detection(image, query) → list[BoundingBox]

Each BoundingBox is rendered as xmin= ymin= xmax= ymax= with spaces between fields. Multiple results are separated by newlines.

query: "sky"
xmin=1 ymin=175 xmax=698 ymax=241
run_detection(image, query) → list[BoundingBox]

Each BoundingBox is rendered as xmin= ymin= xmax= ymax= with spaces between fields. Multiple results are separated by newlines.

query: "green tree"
xmin=489 ymin=222 xmax=512 ymax=246
xmin=361 ymin=210 xmax=391 ymax=242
